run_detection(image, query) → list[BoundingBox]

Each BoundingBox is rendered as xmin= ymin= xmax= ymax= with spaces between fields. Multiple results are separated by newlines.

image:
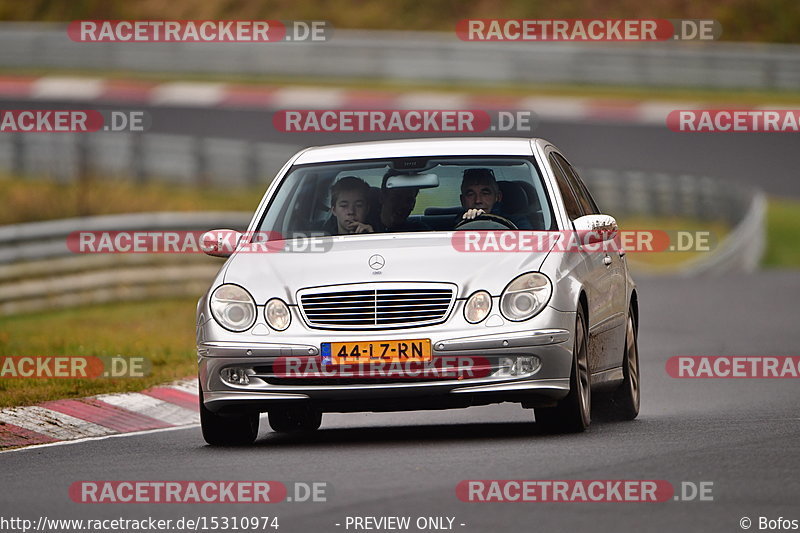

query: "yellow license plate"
xmin=323 ymin=339 xmax=432 ymax=365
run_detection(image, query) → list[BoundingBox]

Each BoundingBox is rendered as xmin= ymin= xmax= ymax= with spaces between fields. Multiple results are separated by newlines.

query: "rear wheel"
xmin=268 ymin=406 xmax=322 ymax=433
xmin=609 ymin=310 xmax=641 ymax=420
xmin=593 ymin=307 xmax=640 ymax=421
xmin=199 ymin=388 xmax=259 ymax=446
xmin=535 ymin=306 xmax=591 ymax=433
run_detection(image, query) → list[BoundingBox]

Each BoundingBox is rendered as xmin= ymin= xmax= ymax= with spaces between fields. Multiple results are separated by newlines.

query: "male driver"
xmin=328 ymin=176 xmax=374 ymax=234
xmin=458 ymin=168 xmax=532 ymax=229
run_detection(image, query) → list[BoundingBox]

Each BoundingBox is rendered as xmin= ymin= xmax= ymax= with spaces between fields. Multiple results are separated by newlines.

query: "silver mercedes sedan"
xmin=196 ymin=137 xmax=640 ymax=445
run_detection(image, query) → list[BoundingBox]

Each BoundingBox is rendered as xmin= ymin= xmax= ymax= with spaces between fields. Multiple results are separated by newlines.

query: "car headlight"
xmin=265 ymin=298 xmax=291 ymax=331
xmin=500 ymin=272 xmax=552 ymax=321
xmin=210 ymin=284 xmax=256 ymax=332
xmin=464 ymin=290 xmax=492 ymax=324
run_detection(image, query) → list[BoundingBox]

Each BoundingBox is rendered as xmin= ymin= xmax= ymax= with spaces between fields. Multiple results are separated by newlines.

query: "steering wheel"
xmin=455 ymin=213 xmax=518 ymax=231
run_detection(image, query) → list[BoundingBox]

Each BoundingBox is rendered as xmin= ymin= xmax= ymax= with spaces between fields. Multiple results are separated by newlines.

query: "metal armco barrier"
xmin=0 ymin=24 xmax=798 ymax=90
xmin=0 ymin=212 xmax=250 ymax=316
xmin=0 ymin=133 xmax=300 ymax=188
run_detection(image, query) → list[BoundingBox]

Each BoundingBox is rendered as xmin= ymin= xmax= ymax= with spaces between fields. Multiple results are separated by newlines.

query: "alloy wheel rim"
xmin=576 ymin=315 xmax=590 ymax=419
xmin=626 ymin=315 xmax=640 ymax=410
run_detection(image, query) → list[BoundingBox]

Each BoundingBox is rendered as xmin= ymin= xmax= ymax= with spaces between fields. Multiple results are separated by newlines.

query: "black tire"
xmin=608 ymin=310 xmax=641 ymax=420
xmin=535 ymin=306 xmax=591 ymax=433
xmin=199 ymin=388 xmax=259 ymax=446
xmin=268 ymin=406 xmax=322 ymax=433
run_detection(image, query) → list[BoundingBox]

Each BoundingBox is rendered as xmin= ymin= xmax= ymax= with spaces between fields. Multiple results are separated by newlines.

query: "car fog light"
xmin=492 ymin=356 xmax=541 ymax=377
xmin=496 ymin=357 xmax=515 ymax=377
xmin=221 ymin=367 xmax=255 ymax=385
xmin=516 ymin=356 xmax=541 ymax=375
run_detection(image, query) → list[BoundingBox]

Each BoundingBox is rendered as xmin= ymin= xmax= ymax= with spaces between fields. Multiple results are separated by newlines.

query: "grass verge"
xmin=0 ymin=299 xmax=197 ymax=408
xmin=616 ymin=216 xmax=731 ymax=271
xmin=2 ymin=68 xmax=800 ymax=107
xmin=763 ymin=197 xmax=800 ymax=268
xmin=0 ymin=175 xmax=262 ymax=224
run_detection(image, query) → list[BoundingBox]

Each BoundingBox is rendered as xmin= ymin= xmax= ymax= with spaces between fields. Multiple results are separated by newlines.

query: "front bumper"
xmin=198 ymin=305 xmax=575 ymax=414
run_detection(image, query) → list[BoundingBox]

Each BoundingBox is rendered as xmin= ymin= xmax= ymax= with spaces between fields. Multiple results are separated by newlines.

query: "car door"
xmin=555 ymin=153 xmax=627 ymax=370
xmin=548 ymin=151 xmax=618 ymax=373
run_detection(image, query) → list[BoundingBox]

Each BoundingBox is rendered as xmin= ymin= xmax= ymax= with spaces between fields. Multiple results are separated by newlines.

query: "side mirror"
xmin=201 ymin=229 xmax=243 ymax=258
xmin=572 ymin=215 xmax=618 ymax=245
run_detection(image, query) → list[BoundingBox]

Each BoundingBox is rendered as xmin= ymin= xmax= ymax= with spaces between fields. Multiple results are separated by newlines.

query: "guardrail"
xmin=0 ymin=132 xmax=299 ymax=188
xmin=0 ymin=212 xmax=250 ymax=316
xmin=0 ymin=167 xmax=763 ymax=315
xmin=583 ymin=168 xmax=765 ymax=276
xmin=1 ymin=24 xmax=799 ymax=90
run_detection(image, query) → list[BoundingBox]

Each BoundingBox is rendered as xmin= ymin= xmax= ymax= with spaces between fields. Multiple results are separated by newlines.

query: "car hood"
xmin=222 ymin=232 xmax=556 ymax=304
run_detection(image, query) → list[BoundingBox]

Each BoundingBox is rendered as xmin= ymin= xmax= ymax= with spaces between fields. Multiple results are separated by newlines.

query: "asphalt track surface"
xmin=1 ymin=99 xmax=799 ymax=532
xmin=1 ymin=272 xmax=798 ymax=532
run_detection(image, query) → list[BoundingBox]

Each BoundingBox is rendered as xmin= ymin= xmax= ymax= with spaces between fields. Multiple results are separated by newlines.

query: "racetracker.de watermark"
xmin=667 ymin=110 xmax=800 ymax=132
xmin=456 ymin=480 xmax=714 ymax=502
xmin=69 ymin=481 xmax=329 ymax=504
xmin=70 ymin=481 xmax=286 ymax=503
xmin=0 ymin=110 xmax=150 ymax=132
xmin=273 ymin=356 xmax=491 ymax=380
xmin=68 ymin=20 xmax=331 ymax=42
xmin=456 ymin=19 xmax=721 ymax=41
xmin=0 ymin=356 xmax=150 ymax=378
xmin=666 ymin=356 xmax=800 ymax=378
xmin=451 ymin=230 xmax=717 ymax=253
xmin=273 ymin=110 xmax=537 ymax=133
xmin=66 ymin=231 xmax=331 ymax=254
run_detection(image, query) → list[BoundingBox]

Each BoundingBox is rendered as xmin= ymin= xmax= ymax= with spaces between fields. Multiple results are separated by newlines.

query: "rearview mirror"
xmin=384 ymin=173 xmax=439 ymax=190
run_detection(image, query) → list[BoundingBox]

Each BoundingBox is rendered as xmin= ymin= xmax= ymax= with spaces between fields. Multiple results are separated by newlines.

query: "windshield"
xmin=255 ymin=156 xmax=555 ymax=239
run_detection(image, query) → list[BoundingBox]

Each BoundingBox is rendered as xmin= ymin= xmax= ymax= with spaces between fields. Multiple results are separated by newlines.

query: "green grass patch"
xmin=0 ymin=299 xmax=198 ymax=408
xmin=2 ymin=68 xmax=800 ymax=107
xmin=615 ymin=216 xmax=731 ymax=272
xmin=763 ymin=197 xmax=800 ymax=268
xmin=0 ymin=175 xmax=263 ymax=224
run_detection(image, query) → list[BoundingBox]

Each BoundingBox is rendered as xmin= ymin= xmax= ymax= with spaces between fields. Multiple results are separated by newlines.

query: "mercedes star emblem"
xmin=369 ymin=254 xmax=385 ymax=270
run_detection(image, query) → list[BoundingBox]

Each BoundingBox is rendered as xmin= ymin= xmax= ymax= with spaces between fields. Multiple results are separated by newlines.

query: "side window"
xmin=549 ymin=153 xmax=583 ymax=220
xmin=553 ymin=153 xmax=598 ymax=215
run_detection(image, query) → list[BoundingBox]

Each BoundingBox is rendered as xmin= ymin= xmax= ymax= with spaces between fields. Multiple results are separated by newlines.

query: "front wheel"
xmin=535 ymin=306 xmax=591 ymax=433
xmin=199 ymin=388 xmax=259 ymax=446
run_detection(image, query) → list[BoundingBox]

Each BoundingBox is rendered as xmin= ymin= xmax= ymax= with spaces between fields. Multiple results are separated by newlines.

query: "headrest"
xmin=514 ymin=180 xmax=541 ymax=211
xmin=497 ymin=180 xmax=529 ymax=214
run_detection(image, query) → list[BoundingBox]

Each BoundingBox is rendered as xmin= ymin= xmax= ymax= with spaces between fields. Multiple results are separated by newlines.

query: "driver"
xmin=458 ymin=168 xmax=532 ymax=229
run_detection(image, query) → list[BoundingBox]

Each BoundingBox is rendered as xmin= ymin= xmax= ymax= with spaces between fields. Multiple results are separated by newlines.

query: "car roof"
xmin=293 ymin=137 xmax=543 ymax=164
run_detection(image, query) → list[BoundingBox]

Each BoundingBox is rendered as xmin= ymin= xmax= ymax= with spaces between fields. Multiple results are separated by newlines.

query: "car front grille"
xmin=298 ymin=283 xmax=456 ymax=330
